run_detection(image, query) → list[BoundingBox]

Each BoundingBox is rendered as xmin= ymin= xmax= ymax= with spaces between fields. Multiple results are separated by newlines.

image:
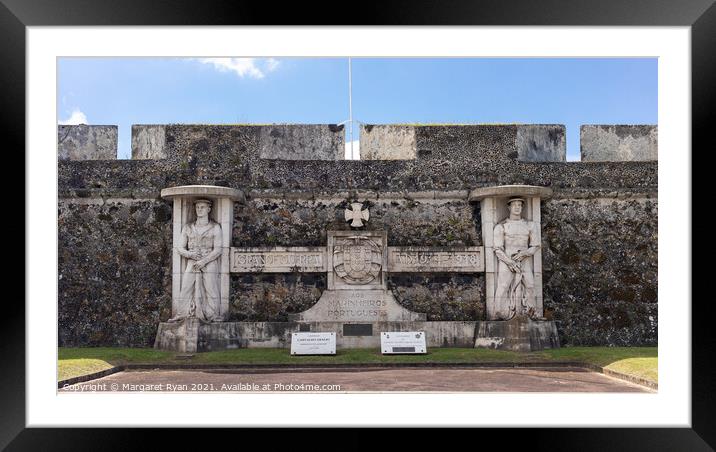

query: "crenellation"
xmin=259 ymin=124 xmax=345 ymax=160
xmin=515 ymin=125 xmax=566 ymax=162
xmin=57 ymin=123 xmax=658 ymax=163
xmin=360 ymin=124 xmax=417 ymax=160
xmin=580 ymin=124 xmax=657 ymax=161
xmin=58 ymin=124 xmax=118 ymax=160
xmin=132 ymin=125 xmax=167 ymax=159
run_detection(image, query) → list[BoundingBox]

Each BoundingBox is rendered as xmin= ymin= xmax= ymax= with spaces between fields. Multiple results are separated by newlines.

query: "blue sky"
xmin=58 ymin=57 xmax=657 ymax=160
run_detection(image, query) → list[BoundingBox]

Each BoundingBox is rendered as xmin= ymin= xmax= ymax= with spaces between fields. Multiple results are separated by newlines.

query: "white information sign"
xmin=291 ymin=332 xmax=336 ymax=355
xmin=380 ymin=331 xmax=427 ymax=354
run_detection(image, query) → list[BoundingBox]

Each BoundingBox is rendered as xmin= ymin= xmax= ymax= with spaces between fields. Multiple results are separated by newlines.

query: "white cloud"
xmin=195 ymin=58 xmax=280 ymax=79
xmin=345 ymin=140 xmax=360 ymax=160
xmin=58 ymin=109 xmax=88 ymax=125
xmin=264 ymin=58 xmax=280 ymax=72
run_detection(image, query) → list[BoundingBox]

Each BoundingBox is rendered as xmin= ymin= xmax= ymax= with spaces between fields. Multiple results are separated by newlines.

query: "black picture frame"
xmin=8 ymin=0 xmax=711 ymax=447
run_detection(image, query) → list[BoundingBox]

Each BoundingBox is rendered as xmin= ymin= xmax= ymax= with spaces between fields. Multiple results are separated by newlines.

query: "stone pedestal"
xmin=154 ymin=318 xmax=203 ymax=353
xmin=156 ymin=318 xmax=558 ymax=353
xmin=155 ymin=320 xmax=477 ymax=352
xmin=474 ymin=316 xmax=560 ymax=352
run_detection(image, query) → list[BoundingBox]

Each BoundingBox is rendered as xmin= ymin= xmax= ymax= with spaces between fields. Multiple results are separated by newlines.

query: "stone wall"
xmin=57 ymin=124 xmax=657 ymax=347
xmin=541 ymin=196 xmax=657 ymax=345
xmin=58 ymin=198 xmax=172 ymax=346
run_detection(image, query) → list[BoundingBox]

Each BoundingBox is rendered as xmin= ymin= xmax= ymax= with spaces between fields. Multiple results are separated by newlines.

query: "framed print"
xmin=9 ymin=0 xmax=712 ymax=447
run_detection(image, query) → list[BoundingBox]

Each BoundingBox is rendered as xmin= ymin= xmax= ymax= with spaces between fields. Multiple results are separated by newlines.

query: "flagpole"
xmin=348 ymin=56 xmax=353 ymax=159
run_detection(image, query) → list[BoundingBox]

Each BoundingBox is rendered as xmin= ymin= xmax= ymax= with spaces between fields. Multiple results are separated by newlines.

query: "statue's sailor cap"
xmin=193 ymin=198 xmax=213 ymax=206
xmin=507 ymin=197 xmax=525 ymax=205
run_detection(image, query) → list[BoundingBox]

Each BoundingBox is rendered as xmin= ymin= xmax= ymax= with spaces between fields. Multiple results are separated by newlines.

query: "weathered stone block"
xmin=154 ymin=318 xmax=201 ymax=353
xmin=475 ymin=317 xmax=560 ymax=352
xmin=580 ymin=125 xmax=657 ymax=161
xmin=515 ymin=125 xmax=566 ymax=162
xmin=259 ymin=124 xmax=344 ymax=160
xmin=58 ymin=125 xmax=117 ymax=160
xmin=132 ymin=125 xmax=166 ymax=159
xmin=360 ymin=125 xmax=417 ymax=160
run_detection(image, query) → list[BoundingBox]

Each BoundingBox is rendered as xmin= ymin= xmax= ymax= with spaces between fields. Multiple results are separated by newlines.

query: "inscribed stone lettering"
xmin=387 ymin=247 xmax=484 ymax=272
xmin=230 ymin=247 xmax=326 ymax=272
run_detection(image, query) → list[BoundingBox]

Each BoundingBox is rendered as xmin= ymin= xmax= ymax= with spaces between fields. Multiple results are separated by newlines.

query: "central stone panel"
xmin=290 ymin=230 xmax=426 ymax=322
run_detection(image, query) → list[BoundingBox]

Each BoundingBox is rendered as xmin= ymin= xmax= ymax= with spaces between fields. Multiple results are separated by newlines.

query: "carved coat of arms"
xmin=333 ymin=236 xmax=382 ymax=284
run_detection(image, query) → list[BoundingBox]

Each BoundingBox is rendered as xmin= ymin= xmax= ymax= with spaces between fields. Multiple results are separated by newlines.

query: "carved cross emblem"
xmin=344 ymin=203 xmax=370 ymax=227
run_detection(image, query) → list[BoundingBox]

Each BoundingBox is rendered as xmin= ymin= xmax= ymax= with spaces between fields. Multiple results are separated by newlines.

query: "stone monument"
xmin=154 ymin=185 xmax=244 ymax=352
xmin=155 ymin=184 xmax=557 ymax=353
xmin=469 ymin=185 xmax=559 ymax=352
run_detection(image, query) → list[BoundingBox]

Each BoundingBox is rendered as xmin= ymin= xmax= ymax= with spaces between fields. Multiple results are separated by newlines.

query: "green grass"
xmin=603 ymin=357 xmax=658 ymax=383
xmin=533 ymin=347 xmax=658 ymax=384
xmin=58 ymin=346 xmax=657 ymax=385
xmin=58 ymin=358 xmax=115 ymax=382
xmin=187 ymin=347 xmax=531 ymax=364
xmin=531 ymin=346 xmax=657 ymax=367
xmin=59 ymin=347 xmax=176 ymax=363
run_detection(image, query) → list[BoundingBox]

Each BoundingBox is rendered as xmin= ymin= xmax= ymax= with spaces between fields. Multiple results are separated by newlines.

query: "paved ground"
xmin=59 ymin=367 xmax=652 ymax=393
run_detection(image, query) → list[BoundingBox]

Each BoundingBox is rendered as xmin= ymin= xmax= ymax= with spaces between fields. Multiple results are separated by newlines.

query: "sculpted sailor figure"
xmin=493 ymin=197 xmax=540 ymax=320
xmin=169 ymin=198 xmax=223 ymax=322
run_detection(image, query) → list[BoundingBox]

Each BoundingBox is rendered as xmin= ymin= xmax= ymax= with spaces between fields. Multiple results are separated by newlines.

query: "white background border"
xmin=27 ymin=27 xmax=690 ymax=427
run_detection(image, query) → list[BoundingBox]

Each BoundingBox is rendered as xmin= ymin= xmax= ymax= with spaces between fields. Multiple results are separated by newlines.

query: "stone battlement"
xmin=57 ymin=123 xmax=657 ymax=162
